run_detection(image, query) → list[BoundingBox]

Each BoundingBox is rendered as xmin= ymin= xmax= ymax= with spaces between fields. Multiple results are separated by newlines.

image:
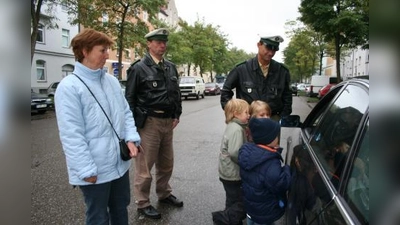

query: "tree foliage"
xmin=283 ymin=25 xmax=319 ymax=83
xmin=299 ymin=0 xmax=369 ymax=81
xmin=63 ymin=0 xmax=165 ymax=79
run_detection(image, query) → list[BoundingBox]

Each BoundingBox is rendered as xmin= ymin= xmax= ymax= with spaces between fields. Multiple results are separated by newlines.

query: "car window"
xmin=344 ymin=119 xmax=369 ymax=224
xmin=309 ymin=84 xmax=368 ymax=189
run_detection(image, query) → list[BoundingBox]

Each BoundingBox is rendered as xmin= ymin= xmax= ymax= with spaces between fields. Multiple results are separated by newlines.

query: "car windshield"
xmin=180 ymin=77 xmax=195 ymax=84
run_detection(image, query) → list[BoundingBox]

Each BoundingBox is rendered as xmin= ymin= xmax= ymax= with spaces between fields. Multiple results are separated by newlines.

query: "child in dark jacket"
xmin=238 ymin=118 xmax=291 ymax=225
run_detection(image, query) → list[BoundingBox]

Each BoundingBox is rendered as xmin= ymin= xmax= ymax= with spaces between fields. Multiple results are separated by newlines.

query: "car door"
xmin=296 ymin=81 xmax=369 ymax=225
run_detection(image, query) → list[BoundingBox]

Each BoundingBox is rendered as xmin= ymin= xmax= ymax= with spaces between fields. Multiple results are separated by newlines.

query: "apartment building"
xmin=31 ymin=2 xmax=79 ymax=93
xmin=341 ymin=46 xmax=369 ymax=80
xmin=319 ymin=46 xmax=369 ymax=81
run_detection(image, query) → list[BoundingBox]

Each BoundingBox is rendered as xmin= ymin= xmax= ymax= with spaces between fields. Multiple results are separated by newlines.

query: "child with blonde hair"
xmin=247 ymin=100 xmax=272 ymax=142
xmin=250 ymin=100 xmax=271 ymax=118
xmin=212 ymin=99 xmax=250 ymax=225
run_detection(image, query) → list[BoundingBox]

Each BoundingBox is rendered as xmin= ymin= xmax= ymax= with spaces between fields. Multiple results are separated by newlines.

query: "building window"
xmin=61 ymin=64 xmax=74 ymax=78
xmin=36 ymin=23 xmax=44 ymax=43
xmin=102 ymin=13 xmax=109 ymax=24
xmin=36 ymin=60 xmax=46 ymax=81
xmin=124 ymin=49 xmax=131 ymax=60
xmin=62 ymin=29 xmax=70 ymax=47
xmin=143 ymin=11 xmax=148 ymax=21
xmin=61 ymin=2 xmax=68 ymax=11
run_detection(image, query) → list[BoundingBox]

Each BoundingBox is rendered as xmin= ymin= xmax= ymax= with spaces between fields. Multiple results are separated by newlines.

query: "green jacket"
xmin=218 ymin=118 xmax=248 ymax=181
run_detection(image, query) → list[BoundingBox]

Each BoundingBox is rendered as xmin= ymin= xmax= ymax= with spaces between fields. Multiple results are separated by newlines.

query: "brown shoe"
xmin=159 ymin=194 xmax=183 ymax=207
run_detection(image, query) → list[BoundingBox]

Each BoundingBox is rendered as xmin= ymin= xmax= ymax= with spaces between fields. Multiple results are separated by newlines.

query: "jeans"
xmin=246 ymin=215 xmax=275 ymax=225
xmin=79 ymin=171 xmax=130 ymax=225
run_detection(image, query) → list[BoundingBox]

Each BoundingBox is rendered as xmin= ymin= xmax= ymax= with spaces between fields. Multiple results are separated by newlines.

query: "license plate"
xmin=181 ymin=93 xmax=188 ymax=96
xmin=36 ymin=104 xmax=47 ymax=108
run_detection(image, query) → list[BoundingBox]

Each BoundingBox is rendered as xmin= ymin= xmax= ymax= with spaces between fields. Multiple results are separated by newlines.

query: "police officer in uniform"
xmin=125 ymin=28 xmax=183 ymax=219
xmin=220 ymin=35 xmax=292 ymax=122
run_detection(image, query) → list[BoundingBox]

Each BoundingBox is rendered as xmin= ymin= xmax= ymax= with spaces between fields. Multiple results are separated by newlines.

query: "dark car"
xmin=291 ymin=84 xmax=298 ymax=96
xmin=318 ymin=83 xmax=336 ymax=99
xmin=31 ymin=90 xmax=53 ymax=114
xmin=280 ymin=78 xmax=369 ymax=225
xmin=204 ymin=82 xmax=221 ymax=95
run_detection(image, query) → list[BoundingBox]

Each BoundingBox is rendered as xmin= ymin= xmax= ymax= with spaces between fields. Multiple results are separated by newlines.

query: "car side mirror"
xmin=280 ymin=115 xmax=302 ymax=127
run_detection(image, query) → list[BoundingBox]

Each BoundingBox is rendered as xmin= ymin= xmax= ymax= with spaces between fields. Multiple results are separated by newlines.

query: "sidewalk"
xmin=299 ymin=95 xmax=318 ymax=109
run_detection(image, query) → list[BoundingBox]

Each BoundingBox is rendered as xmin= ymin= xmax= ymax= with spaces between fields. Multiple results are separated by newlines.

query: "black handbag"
xmin=73 ymin=74 xmax=132 ymax=161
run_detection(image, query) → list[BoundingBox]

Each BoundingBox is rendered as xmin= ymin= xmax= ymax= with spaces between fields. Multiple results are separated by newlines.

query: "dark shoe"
xmin=137 ymin=205 xmax=161 ymax=219
xmin=159 ymin=194 xmax=183 ymax=207
xmin=212 ymin=211 xmax=229 ymax=225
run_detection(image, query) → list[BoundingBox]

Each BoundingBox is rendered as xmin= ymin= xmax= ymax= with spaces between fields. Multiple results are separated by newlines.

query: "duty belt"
xmin=147 ymin=109 xmax=173 ymax=118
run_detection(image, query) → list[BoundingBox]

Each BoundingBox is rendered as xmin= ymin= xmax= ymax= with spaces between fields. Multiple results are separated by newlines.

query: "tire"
xmin=196 ymin=92 xmax=199 ymax=100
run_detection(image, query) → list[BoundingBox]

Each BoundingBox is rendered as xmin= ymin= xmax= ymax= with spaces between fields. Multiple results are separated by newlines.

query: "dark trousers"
xmin=212 ymin=179 xmax=246 ymax=225
xmin=79 ymin=171 xmax=130 ymax=225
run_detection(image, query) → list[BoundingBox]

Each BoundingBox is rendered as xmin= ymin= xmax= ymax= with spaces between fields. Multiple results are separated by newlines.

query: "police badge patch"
xmin=247 ymin=88 xmax=252 ymax=93
xmin=153 ymin=81 xmax=158 ymax=87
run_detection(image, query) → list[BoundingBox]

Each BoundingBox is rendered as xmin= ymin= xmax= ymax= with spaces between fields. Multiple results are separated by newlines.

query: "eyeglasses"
xmin=263 ymin=43 xmax=279 ymax=51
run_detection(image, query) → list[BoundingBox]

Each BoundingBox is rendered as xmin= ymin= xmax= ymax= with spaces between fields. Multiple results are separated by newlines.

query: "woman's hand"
xmin=84 ymin=176 xmax=97 ymax=184
xmin=127 ymin=141 xmax=139 ymax=158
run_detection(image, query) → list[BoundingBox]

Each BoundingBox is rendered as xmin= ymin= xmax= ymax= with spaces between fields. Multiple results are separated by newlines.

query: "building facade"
xmin=31 ymin=2 xmax=79 ymax=93
xmin=341 ymin=46 xmax=369 ymax=80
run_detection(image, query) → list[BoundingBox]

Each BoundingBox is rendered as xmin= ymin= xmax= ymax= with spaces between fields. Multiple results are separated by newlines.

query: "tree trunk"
xmin=31 ymin=0 xmax=43 ymax=65
xmin=335 ymin=34 xmax=342 ymax=82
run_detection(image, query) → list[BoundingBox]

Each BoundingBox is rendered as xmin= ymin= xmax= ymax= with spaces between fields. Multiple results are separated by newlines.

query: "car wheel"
xmin=196 ymin=92 xmax=199 ymax=100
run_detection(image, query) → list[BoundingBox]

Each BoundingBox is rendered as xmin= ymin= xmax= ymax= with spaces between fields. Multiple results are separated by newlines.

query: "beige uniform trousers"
xmin=133 ymin=116 xmax=174 ymax=208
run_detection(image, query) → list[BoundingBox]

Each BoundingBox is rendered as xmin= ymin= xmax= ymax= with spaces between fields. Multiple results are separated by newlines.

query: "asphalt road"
xmin=31 ymin=95 xmax=313 ymax=225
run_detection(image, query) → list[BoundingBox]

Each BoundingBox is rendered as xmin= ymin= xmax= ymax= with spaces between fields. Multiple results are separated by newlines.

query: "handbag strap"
xmin=73 ymin=74 xmax=121 ymax=140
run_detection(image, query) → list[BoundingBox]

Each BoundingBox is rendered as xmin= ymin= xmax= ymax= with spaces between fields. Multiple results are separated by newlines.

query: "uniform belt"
xmin=147 ymin=109 xmax=173 ymax=118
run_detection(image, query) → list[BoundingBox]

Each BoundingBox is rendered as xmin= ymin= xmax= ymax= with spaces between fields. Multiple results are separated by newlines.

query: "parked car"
xmin=281 ymin=78 xmax=369 ymax=225
xmin=31 ymin=90 xmax=53 ymax=114
xmin=179 ymin=76 xmax=205 ymax=100
xmin=204 ymin=82 xmax=221 ymax=95
xmin=46 ymin=82 xmax=59 ymax=97
xmin=318 ymin=83 xmax=336 ymax=99
xmin=297 ymin=83 xmax=310 ymax=92
xmin=291 ymin=84 xmax=298 ymax=96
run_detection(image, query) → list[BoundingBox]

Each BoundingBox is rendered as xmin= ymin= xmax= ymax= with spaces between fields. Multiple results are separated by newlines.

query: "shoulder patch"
xmin=280 ymin=63 xmax=289 ymax=70
xmin=235 ymin=60 xmax=246 ymax=67
xmin=127 ymin=59 xmax=141 ymax=74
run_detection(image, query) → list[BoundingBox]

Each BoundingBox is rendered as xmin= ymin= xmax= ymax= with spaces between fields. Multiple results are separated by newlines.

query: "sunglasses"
xmin=263 ymin=43 xmax=279 ymax=51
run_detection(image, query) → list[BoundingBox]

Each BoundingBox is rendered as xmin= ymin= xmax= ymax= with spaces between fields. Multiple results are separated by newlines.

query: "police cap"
xmin=144 ymin=28 xmax=169 ymax=41
xmin=260 ymin=35 xmax=284 ymax=51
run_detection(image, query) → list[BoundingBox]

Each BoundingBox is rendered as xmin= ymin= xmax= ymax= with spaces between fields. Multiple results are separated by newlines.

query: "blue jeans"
xmin=79 ymin=171 xmax=130 ymax=225
xmin=246 ymin=215 xmax=275 ymax=225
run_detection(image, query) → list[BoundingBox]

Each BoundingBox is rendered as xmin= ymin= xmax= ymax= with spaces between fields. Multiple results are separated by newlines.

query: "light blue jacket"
xmin=55 ymin=62 xmax=141 ymax=186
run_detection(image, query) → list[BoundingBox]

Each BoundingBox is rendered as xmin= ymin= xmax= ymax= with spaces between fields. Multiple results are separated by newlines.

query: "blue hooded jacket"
xmin=238 ymin=143 xmax=291 ymax=224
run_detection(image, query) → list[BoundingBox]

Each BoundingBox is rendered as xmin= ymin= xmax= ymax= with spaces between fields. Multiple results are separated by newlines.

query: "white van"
xmin=179 ymin=76 xmax=205 ymax=100
xmin=309 ymin=75 xmax=337 ymax=97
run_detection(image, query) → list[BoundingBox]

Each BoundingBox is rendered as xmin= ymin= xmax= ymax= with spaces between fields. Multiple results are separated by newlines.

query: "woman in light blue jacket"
xmin=55 ymin=29 xmax=141 ymax=225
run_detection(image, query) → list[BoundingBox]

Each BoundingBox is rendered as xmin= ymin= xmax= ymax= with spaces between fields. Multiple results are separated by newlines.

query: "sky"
xmin=174 ymin=0 xmax=301 ymax=62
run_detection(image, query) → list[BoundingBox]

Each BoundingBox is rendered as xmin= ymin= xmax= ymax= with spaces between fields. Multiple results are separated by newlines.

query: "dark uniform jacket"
xmin=221 ymin=57 xmax=292 ymax=116
xmin=125 ymin=53 xmax=182 ymax=119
